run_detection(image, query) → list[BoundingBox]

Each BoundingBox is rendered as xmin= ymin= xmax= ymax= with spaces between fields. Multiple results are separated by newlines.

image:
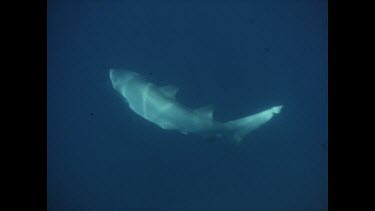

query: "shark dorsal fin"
xmin=194 ymin=105 xmax=214 ymax=119
xmin=159 ymin=85 xmax=179 ymax=99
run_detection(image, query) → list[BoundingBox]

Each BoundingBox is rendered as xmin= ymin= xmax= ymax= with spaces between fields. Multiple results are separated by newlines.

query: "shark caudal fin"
xmin=223 ymin=105 xmax=283 ymax=144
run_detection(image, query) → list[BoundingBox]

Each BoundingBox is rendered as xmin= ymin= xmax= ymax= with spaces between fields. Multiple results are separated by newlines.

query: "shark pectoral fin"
xmin=180 ymin=131 xmax=188 ymax=135
xmin=159 ymin=85 xmax=179 ymax=99
xmin=194 ymin=105 xmax=214 ymax=119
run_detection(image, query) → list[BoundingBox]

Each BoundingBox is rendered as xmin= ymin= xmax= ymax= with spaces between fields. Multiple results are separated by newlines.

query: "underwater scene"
xmin=48 ymin=0 xmax=327 ymax=210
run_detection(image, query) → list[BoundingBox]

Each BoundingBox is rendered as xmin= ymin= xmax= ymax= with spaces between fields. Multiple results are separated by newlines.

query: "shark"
xmin=110 ymin=69 xmax=283 ymax=144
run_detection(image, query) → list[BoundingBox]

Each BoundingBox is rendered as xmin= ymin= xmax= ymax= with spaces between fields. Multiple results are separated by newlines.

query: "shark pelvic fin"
xmin=159 ymin=85 xmax=179 ymax=99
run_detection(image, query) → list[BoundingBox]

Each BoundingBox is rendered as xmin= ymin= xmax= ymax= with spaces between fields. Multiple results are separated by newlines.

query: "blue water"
xmin=47 ymin=0 xmax=327 ymax=210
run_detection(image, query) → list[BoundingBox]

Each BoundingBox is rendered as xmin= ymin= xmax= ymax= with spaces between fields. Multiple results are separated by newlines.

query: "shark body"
xmin=110 ymin=69 xmax=283 ymax=143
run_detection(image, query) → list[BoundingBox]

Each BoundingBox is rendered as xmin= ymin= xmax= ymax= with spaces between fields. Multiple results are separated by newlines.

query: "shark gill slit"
xmin=142 ymin=83 xmax=152 ymax=119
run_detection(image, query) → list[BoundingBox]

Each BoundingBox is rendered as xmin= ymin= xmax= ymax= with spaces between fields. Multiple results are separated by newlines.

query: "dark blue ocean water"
xmin=47 ymin=0 xmax=327 ymax=210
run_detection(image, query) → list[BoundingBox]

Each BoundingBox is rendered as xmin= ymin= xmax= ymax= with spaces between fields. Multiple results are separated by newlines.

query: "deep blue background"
xmin=47 ymin=0 xmax=327 ymax=210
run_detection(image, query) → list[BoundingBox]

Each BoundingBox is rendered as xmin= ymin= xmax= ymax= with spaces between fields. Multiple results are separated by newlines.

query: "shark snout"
xmin=109 ymin=69 xmax=121 ymax=88
xmin=109 ymin=69 xmax=117 ymax=82
xmin=109 ymin=69 xmax=140 ymax=89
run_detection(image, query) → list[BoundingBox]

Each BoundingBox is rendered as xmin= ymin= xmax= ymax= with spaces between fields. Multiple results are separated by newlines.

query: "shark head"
xmin=109 ymin=69 xmax=140 ymax=90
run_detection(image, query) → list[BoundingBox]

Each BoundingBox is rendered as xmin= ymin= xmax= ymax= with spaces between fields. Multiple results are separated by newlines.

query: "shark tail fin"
xmin=223 ymin=105 xmax=283 ymax=144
